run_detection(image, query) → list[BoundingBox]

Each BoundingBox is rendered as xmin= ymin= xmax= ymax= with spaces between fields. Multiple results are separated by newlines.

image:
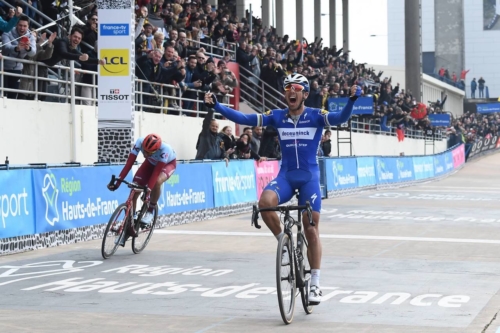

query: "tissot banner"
xmin=97 ymin=0 xmax=135 ymax=128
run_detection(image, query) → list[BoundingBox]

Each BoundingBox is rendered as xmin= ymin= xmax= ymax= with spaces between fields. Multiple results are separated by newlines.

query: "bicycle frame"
xmin=108 ymin=175 xmax=150 ymax=237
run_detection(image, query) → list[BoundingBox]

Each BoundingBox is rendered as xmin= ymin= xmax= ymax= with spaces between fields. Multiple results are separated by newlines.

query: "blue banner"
xmin=428 ymin=114 xmax=451 ymax=127
xmin=325 ymin=158 xmax=358 ymax=191
xmin=444 ymin=151 xmax=454 ymax=173
xmin=356 ymin=157 xmax=376 ymax=187
xmin=375 ymin=157 xmax=397 ymax=184
xmin=32 ymin=166 xmax=131 ymax=233
xmin=157 ymin=163 xmax=214 ymax=214
xmin=328 ymin=97 xmax=373 ymax=115
xmin=212 ymin=161 xmax=257 ymax=207
xmin=412 ymin=156 xmax=435 ymax=180
xmin=477 ymin=103 xmax=500 ymax=114
xmin=433 ymin=154 xmax=446 ymax=177
xmin=0 ymin=170 xmax=35 ymax=238
xmin=396 ymin=158 xmax=415 ymax=181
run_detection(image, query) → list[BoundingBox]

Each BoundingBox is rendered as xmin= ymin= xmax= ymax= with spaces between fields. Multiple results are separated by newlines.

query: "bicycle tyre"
xmin=132 ymin=205 xmax=158 ymax=254
xmin=297 ymin=232 xmax=313 ymax=314
xmin=276 ymin=233 xmax=296 ymax=325
xmin=101 ymin=203 xmax=129 ymax=259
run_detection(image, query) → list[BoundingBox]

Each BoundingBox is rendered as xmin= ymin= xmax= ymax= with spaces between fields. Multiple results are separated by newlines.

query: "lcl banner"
xmin=97 ymin=0 xmax=134 ymax=128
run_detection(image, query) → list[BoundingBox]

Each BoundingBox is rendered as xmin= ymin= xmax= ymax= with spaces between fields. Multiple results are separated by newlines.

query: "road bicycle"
xmin=101 ymin=175 xmax=158 ymax=259
xmin=251 ymin=193 xmax=315 ymax=325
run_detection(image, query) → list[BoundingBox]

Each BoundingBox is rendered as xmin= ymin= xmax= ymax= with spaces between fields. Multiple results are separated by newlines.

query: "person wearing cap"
xmin=135 ymin=22 xmax=155 ymax=57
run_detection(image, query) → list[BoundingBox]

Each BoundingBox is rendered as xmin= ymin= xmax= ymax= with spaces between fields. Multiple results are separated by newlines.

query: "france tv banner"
xmin=0 ymin=169 xmax=35 ymax=238
xmin=325 ymin=158 xmax=357 ymax=191
xmin=328 ymin=97 xmax=373 ymax=115
xmin=156 ymin=163 xmax=214 ymax=214
xmin=428 ymin=114 xmax=451 ymax=127
xmin=212 ymin=160 xmax=257 ymax=207
xmin=356 ymin=157 xmax=376 ymax=187
xmin=97 ymin=0 xmax=134 ymax=128
xmin=412 ymin=156 xmax=435 ymax=180
xmin=32 ymin=166 xmax=132 ymax=233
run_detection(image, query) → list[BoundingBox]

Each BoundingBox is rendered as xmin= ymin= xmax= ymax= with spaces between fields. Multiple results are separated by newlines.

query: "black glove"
xmin=204 ymin=92 xmax=218 ymax=109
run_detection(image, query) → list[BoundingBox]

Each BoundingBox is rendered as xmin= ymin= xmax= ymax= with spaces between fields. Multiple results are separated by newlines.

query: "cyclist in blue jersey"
xmin=108 ymin=133 xmax=177 ymax=225
xmin=204 ymin=73 xmax=361 ymax=305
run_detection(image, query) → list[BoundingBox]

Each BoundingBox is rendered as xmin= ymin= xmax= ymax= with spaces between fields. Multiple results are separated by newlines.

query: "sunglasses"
xmin=144 ymin=149 xmax=158 ymax=155
xmin=284 ymin=83 xmax=305 ymax=92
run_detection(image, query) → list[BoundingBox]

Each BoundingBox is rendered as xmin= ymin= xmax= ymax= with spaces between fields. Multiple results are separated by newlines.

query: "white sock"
xmin=311 ymin=269 xmax=320 ymax=287
xmin=275 ymin=232 xmax=284 ymax=241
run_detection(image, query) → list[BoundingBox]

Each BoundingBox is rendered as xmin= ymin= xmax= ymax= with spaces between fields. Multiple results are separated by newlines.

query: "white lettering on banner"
xmin=278 ymin=127 xmax=317 ymax=140
xmin=21 ymin=278 xmax=471 ymax=308
xmin=256 ymin=165 xmax=275 ymax=174
xmin=338 ymin=174 xmax=356 ymax=185
xmin=0 ymin=189 xmax=30 ymax=228
xmin=61 ymin=198 xmax=119 ymax=221
xmin=379 ymin=171 xmax=394 ymax=180
xmin=214 ymin=172 xmax=255 ymax=194
xmin=399 ymin=170 xmax=413 ymax=179
xmin=166 ymin=190 xmax=206 ymax=207
xmin=414 ymin=164 xmax=423 ymax=172
xmin=424 ymin=163 xmax=433 ymax=172
xmin=358 ymin=166 xmax=375 ymax=178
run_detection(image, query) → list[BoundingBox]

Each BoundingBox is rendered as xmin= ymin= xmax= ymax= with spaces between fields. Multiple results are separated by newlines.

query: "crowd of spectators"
xmin=0 ymin=0 xmax=493 ymax=160
xmin=447 ymin=111 xmax=500 ymax=148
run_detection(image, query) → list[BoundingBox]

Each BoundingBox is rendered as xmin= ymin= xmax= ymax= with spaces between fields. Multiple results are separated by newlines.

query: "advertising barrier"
xmin=467 ymin=136 xmax=500 ymax=160
xmin=32 ymin=166 xmax=131 ymax=233
xmin=325 ymin=158 xmax=358 ymax=191
xmin=356 ymin=157 xmax=376 ymax=187
xmin=376 ymin=157 xmax=397 ymax=184
xmin=0 ymin=144 xmax=469 ymax=240
xmin=211 ymin=160 xmax=257 ymax=207
xmin=157 ymin=163 xmax=214 ymax=214
xmin=413 ymin=156 xmax=435 ymax=180
xmin=254 ymin=160 xmax=280 ymax=199
xmin=477 ymin=103 xmax=500 ymax=114
xmin=0 ymin=169 xmax=35 ymax=238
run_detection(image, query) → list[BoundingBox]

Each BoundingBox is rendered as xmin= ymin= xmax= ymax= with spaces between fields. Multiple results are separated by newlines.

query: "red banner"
xmin=254 ymin=160 xmax=280 ymax=199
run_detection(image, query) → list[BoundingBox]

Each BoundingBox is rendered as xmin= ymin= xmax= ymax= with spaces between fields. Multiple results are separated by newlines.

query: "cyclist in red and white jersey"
xmin=108 ymin=133 xmax=176 ymax=224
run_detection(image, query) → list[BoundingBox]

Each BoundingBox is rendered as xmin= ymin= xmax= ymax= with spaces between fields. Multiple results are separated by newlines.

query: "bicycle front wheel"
xmin=132 ymin=205 xmax=158 ymax=254
xmin=101 ymin=203 xmax=129 ymax=259
xmin=276 ymin=233 xmax=296 ymax=325
xmin=298 ymin=232 xmax=313 ymax=314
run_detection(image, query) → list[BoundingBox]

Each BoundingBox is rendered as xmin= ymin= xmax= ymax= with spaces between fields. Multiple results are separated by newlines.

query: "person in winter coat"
xmin=470 ymin=78 xmax=477 ymax=98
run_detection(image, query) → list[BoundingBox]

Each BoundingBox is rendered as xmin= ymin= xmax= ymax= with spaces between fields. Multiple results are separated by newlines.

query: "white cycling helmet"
xmin=283 ymin=73 xmax=310 ymax=92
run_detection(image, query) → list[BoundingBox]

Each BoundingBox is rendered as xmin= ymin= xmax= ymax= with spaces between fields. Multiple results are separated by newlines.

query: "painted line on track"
xmin=155 ymin=230 xmax=500 ymax=245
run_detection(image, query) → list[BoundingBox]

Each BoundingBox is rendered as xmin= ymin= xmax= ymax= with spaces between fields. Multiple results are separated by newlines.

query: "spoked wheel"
xmin=101 ymin=203 xmax=130 ymax=259
xmin=276 ymin=233 xmax=296 ymax=325
xmin=132 ymin=206 xmax=158 ymax=254
xmin=297 ymin=233 xmax=313 ymax=314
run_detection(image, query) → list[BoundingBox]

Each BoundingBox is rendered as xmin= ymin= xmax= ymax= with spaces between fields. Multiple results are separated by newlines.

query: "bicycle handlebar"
xmin=251 ymin=201 xmax=315 ymax=229
xmin=109 ymin=175 xmax=149 ymax=192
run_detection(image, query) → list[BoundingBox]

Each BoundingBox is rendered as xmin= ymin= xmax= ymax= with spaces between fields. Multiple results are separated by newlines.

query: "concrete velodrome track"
xmin=2 ymin=153 xmax=500 ymax=332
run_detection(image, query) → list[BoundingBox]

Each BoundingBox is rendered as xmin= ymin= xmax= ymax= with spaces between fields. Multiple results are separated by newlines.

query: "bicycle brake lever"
xmin=108 ymin=175 xmax=116 ymax=187
xmin=251 ymin=205 xmax=261 ymax=229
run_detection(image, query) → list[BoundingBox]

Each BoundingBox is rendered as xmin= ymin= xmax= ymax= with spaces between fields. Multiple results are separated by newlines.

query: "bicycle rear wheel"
xmin=101 ymin=203 xmax=129 ymax=259
xmin=276 ymin=233 xmax=296 ymax=325
xmin=132 ymin=205 xmax=158 ymax=254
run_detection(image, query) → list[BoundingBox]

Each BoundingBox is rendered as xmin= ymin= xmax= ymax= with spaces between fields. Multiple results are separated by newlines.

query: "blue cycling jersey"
xmin=214 ymin=99 xmax=355 ymax=172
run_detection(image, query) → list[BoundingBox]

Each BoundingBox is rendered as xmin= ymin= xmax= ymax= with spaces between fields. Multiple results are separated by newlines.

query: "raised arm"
xmin=204 ymin=93 xmax=271 ymax=127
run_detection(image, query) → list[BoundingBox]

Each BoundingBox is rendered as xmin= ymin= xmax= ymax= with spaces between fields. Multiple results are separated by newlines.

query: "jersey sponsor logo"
xmin=263 ymin=110 xmax=272 ymax=116
xmin=278 ymin=127 xmax=317 ymax=140
xmin=320 ymin=109 xmax=329 ymax=115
